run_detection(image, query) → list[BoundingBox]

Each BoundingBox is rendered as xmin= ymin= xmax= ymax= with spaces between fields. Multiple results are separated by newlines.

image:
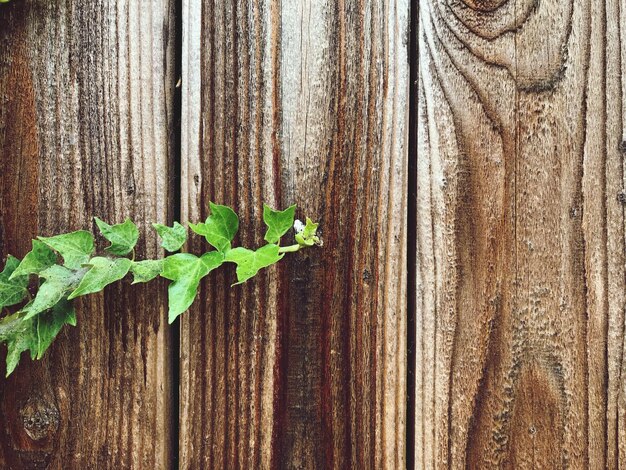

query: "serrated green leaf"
xmin=10 ymin=240 xmax=57 ymax=279
xmin=224 ymin=244 xmax=283 ymax=285
xmin=189 ymin=202 xmax=239 ymax=253
xmin=35 ymin=298 xmax=76 ymax=359
xmin=161 ymin=252 xmax=223 ymax=323
xmin=22 ymin=265 xmax=78 ymax=320
xmin=152 ymin=222 xmax=187 ymax=252
xmin=0 ymin=256 xmax=29 ymax=308
xmin=95 ymin=217 xmax=139 ymax=256
xmin=263 ymin=204 xmax=296 ymax=244
xmin=39 ymin=231 xmax=95 ymax=269
xmin=295 ymin=217 xmax=320 ymax=247
xmin=68 ymin=257 xmax=132 ymax=300
xmin=130 ymin=259 xmax=164 ymax=284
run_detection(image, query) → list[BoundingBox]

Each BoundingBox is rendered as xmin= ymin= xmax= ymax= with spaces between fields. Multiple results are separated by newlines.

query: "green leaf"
xmin=224 ymin=244 xmax=283 ymax=285
xmin=35 ymin=298 xmax=76 ymax=359
xmin=10 ymin=240 xmax=57 ymax=279
xmin=189 ymin=202 xmax=239 ymax=253
xmin=95 ymin=217 xmax=140 ymax=256
xmin=22 ymin=265 xmax=78 ymax=320
xmin=0 ymin=312 xmax=29 ymax=342
xmin=130 ymin=259 xmax=164 ymax=284
xmin=152 ymin=222 xmax=187 ymax=252
xmin=39 ymin=230 xmax=95 ymax=269
xmin=0 ymin=312 xmax=36 ymax=376
xmin=0 ymin=298 xmax=77 ymax=375
xmin=68 ymin=257 xmax=132 ymax=300
xmin=6 ymin=329 xmax=36 ymax=376
xmin=161 ymin=252 xmax=223 ymax=323
xmin=263 ymin=204 xmax=296 ymax=244
xmin=0 ymin=256 xmax=29 ymax=308
xmin=295 ymin=217 xmax=320 ymax=247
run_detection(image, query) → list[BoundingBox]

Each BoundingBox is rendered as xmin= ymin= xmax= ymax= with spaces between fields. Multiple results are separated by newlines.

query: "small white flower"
xmin=293 ymin=219 xmax=305 ymax=234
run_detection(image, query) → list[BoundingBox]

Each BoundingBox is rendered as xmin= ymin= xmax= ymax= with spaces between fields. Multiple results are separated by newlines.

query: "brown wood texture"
xmin=415 ymin=0 xmax=626 ymax=468
xmin=179 ymin=0 xmax=409 ymax=468
xmin=0 ymin=1 xmax=176 ymax=468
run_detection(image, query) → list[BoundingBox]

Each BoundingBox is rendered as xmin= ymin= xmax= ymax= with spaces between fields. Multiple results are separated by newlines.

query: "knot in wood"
xmin=20 ymin=396 xmax=60 ymax=441
xmin=461 ymin=0 xmax=508 ymax=11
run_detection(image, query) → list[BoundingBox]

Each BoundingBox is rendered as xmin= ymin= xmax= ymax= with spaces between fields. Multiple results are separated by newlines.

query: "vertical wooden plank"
xmin=180 ymin=0 xmax=409 ymax=468
xmin=414 ymin=0 xmax=626 ymax=468
xmin=606 ymin=0 xmax=626 ymax=466
xmin=0 ymin=1 xmax=176 ymax=468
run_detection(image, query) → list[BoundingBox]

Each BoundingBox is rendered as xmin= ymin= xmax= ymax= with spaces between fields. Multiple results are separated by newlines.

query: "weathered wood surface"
xmin=415 ymin=0 xmax=626 ymax=468
xmin=0 ymin=1 xmax=176 ymax=468
xmin=180 ymin=0 xmax=409 ymax=468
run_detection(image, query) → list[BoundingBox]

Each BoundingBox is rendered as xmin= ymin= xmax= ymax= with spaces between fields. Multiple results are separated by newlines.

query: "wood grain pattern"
xmin=414 ymin=0 xmax=626 ymax=468
xmin=180 ymin=0 xmax=409 ymax=468
xmin=0 ymin=1 xmax=176 ymax=468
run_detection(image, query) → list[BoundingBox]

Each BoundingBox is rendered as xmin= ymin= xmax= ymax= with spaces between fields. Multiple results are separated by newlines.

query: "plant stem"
xmin=278 ymin=244 xmax=301 ymax=254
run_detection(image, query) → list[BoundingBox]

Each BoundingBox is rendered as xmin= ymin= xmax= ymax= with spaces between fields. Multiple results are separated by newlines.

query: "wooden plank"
xmin=0 ymin=1 xmax=176 ymax=468
xmin=180 ymin=0 xmax=409 ymax=468
xmin=414 ymin=0 xmax=626 ymax=468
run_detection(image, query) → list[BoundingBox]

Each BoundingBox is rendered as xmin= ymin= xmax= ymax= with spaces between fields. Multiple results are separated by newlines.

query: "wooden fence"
xmin=0 ymin=0 xmax=624 ymax=469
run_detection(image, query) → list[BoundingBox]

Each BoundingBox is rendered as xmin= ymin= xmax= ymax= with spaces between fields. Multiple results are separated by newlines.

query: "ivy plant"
xmin=0 ymin=203 xmax=321 ymax=376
